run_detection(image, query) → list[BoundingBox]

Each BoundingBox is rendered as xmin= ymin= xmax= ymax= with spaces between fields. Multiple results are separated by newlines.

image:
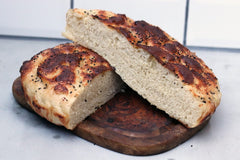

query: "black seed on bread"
xmin=20 ymin=43 xmax=123 ymax=129
xmin=62 ymin=9 xmax=221 ymax=128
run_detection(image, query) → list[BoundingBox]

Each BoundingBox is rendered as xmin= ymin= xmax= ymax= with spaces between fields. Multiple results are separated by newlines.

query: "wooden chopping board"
xmin=12 ymin=77 xmax=208 ymax=156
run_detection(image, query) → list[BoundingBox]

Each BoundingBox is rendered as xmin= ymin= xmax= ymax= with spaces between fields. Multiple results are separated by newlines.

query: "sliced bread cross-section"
xmin=20 ymin=43 xmax=123 ymax=129
xmin=62 ymin=9 xmax=221 ymax=128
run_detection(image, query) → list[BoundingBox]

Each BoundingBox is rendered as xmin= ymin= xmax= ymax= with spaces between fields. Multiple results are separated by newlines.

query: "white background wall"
xmin=187 ymin=0 xmax=240 ymax=48
xmin=0 ymin=0 xmax=239 ymax=48
xmin=0 ymin=0 xmax=70 ymax=38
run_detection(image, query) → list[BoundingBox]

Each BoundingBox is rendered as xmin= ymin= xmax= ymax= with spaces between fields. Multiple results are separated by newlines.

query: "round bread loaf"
xmin=20 ymin=43 xmax=123 ymax=129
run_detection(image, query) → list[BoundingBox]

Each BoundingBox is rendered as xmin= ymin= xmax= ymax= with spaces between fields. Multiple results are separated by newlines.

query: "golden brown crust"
xmin=20 ymin=43 xmax=113 ymax=128
xmin=89 ymin=10 xmax=220 ymax=114
xmin=21 ymin=43 xmax=112 ymax=91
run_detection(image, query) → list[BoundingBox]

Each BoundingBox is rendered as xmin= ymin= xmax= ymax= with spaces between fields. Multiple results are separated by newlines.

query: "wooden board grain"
xmin=12 ymin=77 xmax=208 ymax=155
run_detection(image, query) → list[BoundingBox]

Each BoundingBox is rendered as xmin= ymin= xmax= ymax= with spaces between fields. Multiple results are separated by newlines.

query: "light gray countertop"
xmin=0 ymin=37 xmax=239 ymax=160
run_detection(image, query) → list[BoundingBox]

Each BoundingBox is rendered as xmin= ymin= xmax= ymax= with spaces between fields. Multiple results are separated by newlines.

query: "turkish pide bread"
xmin=20 ymin=43 xmax=122 ymax=130
xmin=62 ymin=9 xmax=221 ymax=128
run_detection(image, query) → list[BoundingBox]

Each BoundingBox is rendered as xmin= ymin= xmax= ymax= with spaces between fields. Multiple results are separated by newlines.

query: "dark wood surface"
xmin=12 ymin=77 xmax=208 ymax=155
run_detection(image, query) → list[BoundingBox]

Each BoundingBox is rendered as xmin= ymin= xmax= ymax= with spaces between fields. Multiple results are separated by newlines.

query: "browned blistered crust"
xmin=90 ymin=11 xmax=220 ymax=110
xmin=20 ymin=43 xmax=112 ymax=94
xmin=20 ymin=43 xmax=113 ymax=127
